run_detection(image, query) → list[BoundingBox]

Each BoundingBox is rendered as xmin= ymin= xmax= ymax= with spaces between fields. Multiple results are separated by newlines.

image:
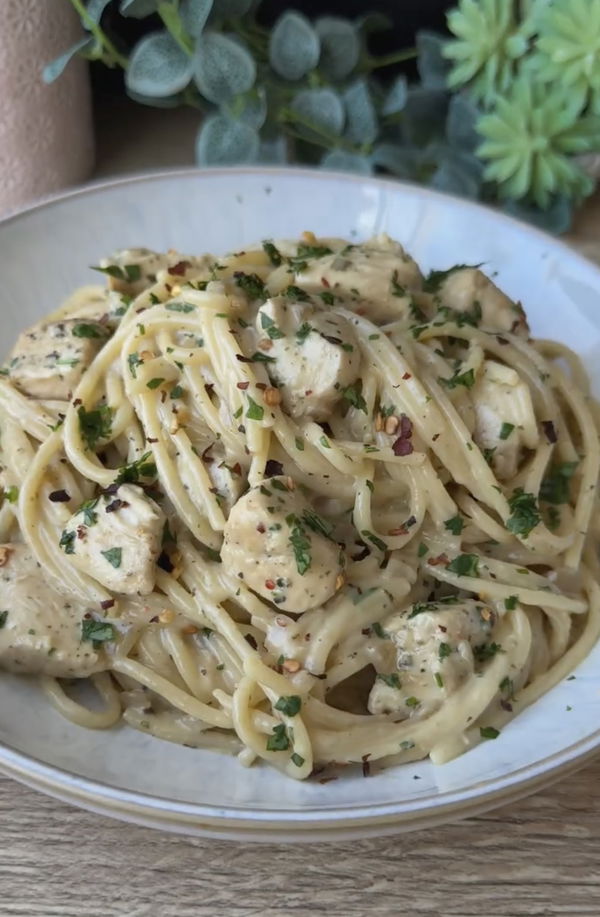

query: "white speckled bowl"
xmin=1 ymin=169 xmax=600 ymax=841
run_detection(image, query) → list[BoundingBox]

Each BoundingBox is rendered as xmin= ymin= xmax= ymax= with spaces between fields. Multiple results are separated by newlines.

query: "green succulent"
xmin=444 ymin=0 xmax=531 ymax=105
xmin=533 ymin=0 xmax=600 ymax=114
xmin=477 ymin=78 xmax=600 ymax=207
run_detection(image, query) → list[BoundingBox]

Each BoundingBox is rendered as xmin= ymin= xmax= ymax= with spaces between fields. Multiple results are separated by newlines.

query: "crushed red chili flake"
xmin=500 ymin=699 xmax=513 ymax=713
xmin=265 ymin=459 xmax=284 ymax=477
xmin=392 ymin=413 xmax=414 ymax=456
xmin=106 ymin=498 xmax=128 ymax=513
xmin=362 ymin=754 xmax=372 ymax=778
xmin=428 ymin=553 xmax=449 ymax=566
xmin=201 ymin=444 xmax=214 ymax=464
xmin=76 ymin=525 xmax=87 ymax=540
xmin=245 ymin=633 xmax=258 ymax=650
xmin=100 ymin=599 xmax=115 ymax=611
xmin=48 ymin=489 xmax=70 ymax=503
xmin=265 ymin=579 xmax=276 ymax=590
xmin=321 ymin=276 xmax=330 ymax=287
xmin=230 ymin=463 xmax=242 ymax=476
xmin=72 ymin=398 xmax=82 ymax=408
xmin=255 ymin=382 xmax=267 ymax=391
xmin=167 ymin=260 xmax=191 ymax=276
xmin=256 ymin=523 xmax=266 ymax=534
xmin=237 ymin=381 xmax=250 ymax=390
xmin=147 ymin=437 xmax=158 ymax=443
xmin=402 ymin=372 xmax=412 ymax=380
xmin=542 ymin=420 xmax=558 ymax=444
xmin=432 ymin=433 xmax=440 ymax=441
xmin=388 ymin=526 xmax=408 ymax=536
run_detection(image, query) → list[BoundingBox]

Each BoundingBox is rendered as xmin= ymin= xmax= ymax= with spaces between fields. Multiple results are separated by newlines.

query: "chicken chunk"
xmin=256 ymin=297 xmax=360 ymax=420
xmin=8 ymin=319 xmax=109 ymax=400
xmin=222 ymin=476 xmax=344 ymax=612
xmin=98 ymin=248 xmax=211 ymax=296
xmin=438 ymin=268 xmax=529 ymax=337
xmin=60 ymin=484 xmax=165 ymax=595
xmin=368 ymin=599 xmax=497 ymax=717
xmin=296 ymin=234 xmax=423 ymax=324
xmin=0 ymin=543 xmax=107 ymax=677
xmin=472 ymin=360 xmax=538 ymax=480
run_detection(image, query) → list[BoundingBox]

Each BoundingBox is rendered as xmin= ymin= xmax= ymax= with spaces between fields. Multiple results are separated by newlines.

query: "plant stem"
xmin=68 ymin=0 xmax=128 ymax=68
xmin=365 ymin=48 xmax=418 ymax=69
xmin=157 ymin=3 xmax=194 ymax=55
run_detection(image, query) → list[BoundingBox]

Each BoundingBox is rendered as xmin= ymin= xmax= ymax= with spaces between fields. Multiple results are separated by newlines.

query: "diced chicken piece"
xmin=296 ymin=233 xmax=423 ymax=324
xmin=9 ymin=319 xmax=109 ymax=400
xmin=61 ymin=484 xmax=165 ymax=595
xmin=472 ymin=360 xmax=538 ymax=480
xmin=0 ymin=543 xmax=107 ymax=677
xmin=438 ymin=268 xmax=529 ymax=337
xmin=222 ymin=476 xmax=344 ymax=613
xmin=98 ymin=248 xmax=212 ymax=296
xmin=368 ymin=599 xmax=497 ymax=717
xmin=256 ymin=297 xmax=360 ymax=420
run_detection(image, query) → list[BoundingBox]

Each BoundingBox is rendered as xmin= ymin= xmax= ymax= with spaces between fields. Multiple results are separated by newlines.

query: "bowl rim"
xmin=2 ymin=165 xmax=600 ymax=837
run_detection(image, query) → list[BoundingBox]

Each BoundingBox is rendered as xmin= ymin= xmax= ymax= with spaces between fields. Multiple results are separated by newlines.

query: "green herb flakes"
xmin=506 ymin=488 xmax=541 ymax=538
xmin=72 ymin=322 xmax=107 ymax=339
xmin=234 ymin=272 xmax=267 ymax=300
xmin=291 ymin=752 xmax=305 ymax=767
xmin=3 ymin=486 xmax=18 ymax=504
xmin=101 ymin=547 xmax=122 ymax=568
xmin=0 ymin=611 xmax=8 ymax=629
xmin=479 ymin=726 xmax=500 ymax=740
xmin=446 ymin=553 xmax=480 ymax=577
xmin=361 ymin=530 xmax=387 ymax=552
xmin=266 ymin=723 xmax=290 ymax=751
xmin=78 ymin=404 xmax=113 ymax=451
xmin=81 ymin=619 xmax=116 ymax=647
xmin=246 ymin=396 xmax=264 ymax=421
xmin=295 ymin=322 xmax=313 ymax=344
xmin=274 ymin=695 xmax=302 ymax=717
xmin=59 ymin=530 xmax=75 ymax=554
xmin=499 ymin=422 xmax=515 ymax=440
xmin=444 ymin=514 xmax=464 ymax=535
xmin=342 ymin=381 xmax=367 ymax=413
xmin=438 ymin=642 xmax=452 ymax=660
xmin=504 ymin=595 xmax=518 ymax=610
xmin=439 ymin=367 xmax=476 ymax=390
xmin=377 ymin=672 xmax=401 ymax=688
xmin=262 ymin=241 xmax=282 ymax=266
xmin=146 ymin=377 xmax=165 ymax=390
xmin=260 ymin=311 xmax=285 ymax=340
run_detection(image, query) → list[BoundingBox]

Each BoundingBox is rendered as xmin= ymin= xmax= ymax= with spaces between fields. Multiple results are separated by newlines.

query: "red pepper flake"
xmin=48 ymin=489 xmax=70 ymax=503
xmin=237 ymin=381 xmax=250 ymax=390
xmin=432 ymin=433 xmax=440 ymax=442
xmin=402 ymin=372 xmax=412 ymax=380
xmin=265 ymin=459 xmax=284 ymax=477
xmin=100 ymin=599 xmax=115 ymax=611
xmin=76 ymin=525 xmax=87 ymax=540
xmin=305 ymin=389 xmax=313 ymax=396
xmin=147 ymin=437 xmax=158 ymax=443
xmin=542 ymin=420 xmax=558 ymax=444
xmin=168 ymin=260 xmax=191 ymax=276
xmin=361 ymin=627 xmax=371 ymax=636
xmin=500 ymin=699 xmax=513 ymax=712
xmin=388 ymin=526 xmax=408 ymax=536
xmin=256 ymin=523 xmax=266 ymax=534
xmin=428 ymin=553 xmax=449 ymax=566
xmin=72 ymin=398 xmax=82 ymax=408
xmin=265 ymin=579 xmax=276 ymax=590
xmin=321 ymin=276 xmax=330 ymax=288
xmin=255 ymin=382 xmax=267 ymax=391
xmin=164 ymin=283 xmax=172 ymax=293
xmin=362 ymin=754 xmax=371 ymax=778
xmin=392 ymin=437 xmax=413 ymax=456
xmin=230 ymin=463 xmax=242 ymax=476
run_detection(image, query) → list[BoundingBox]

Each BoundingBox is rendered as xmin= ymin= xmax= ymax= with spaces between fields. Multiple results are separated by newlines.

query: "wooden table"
xmin=2 ymin=107 xmax=600 ymax=916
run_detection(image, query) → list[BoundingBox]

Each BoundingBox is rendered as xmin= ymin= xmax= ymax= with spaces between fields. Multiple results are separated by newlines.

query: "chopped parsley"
xmin=319 ymin=435 xmax=331 ymax=449
xmin=361 ymin=530 xmax=388 ymax=552
xmin=81 ymin=619 xmax=116 ymax=647
xmin=423 ymin=264 xmax=481 ymax=293
xmin=262 ymin=240 xmax=283 ymax=266
xmin=405 ymin=696 xmax=420 ymax=708
xmin=291 ymin=753 xmax=305 ymax=767
xmin=0 ymin=611 xmax=7 ymax=629
xmin=127 ymin=352 xmax=143 ymax=378
xmin=434 ymin=672 xmax=444 ymax=688
xmin=72 ymin=322 xmax=108 ymax=339
xmin=418 ymin=542 xmax=428 ymax=558
xmin=295 ymin=322 xmax=313 ymax=344
xmin=372 ymin=622 xmax=388 ymax=639
xmin=390 ymin=270 xmax=407 ymax=298
xmin=284 ymin=284 xmax=310 ymax=302
xmin=439 ymin=367 xmax=476 ymax=390
xmin=114 ymin=451 xmax=157 ymax=486
xmin=248 ymin=351 xmax=276 ymax=363
xmin=287 ymin=515 xmax=312 ymax=575
xmin=170 ymin=384 xmax=184 ymax=399
xmin=246 ymin=396 xmax=264 ymax=421
xmin=266 ymin=723 xmax=290 ymax=751
xmin=295 ymin=436 xmax=304 ymax=451
xmin=473 ymin=642 xmax=504 ymax=662
xmin=91 ymin=263 xmax=141 ymax=283
xmin=274 ymin=695 xmax=302 ymax=717
xmin=504 ymin=595 xmax=518 ymax=610
xmin=342 ymin=381 xmax=367 ymax=413
xmin=234 ymin=272 xmax=266 ymax=300
xmin=101 ymin=547 xmax=122 ymax=568
xmin=499 ymin=422 xmax=515 ymax=441
xmin=479 ymin=725 xmax=500 ymax=740
xmin=377 ymin=672 xmax=402 ymax=688
xmin=302 ymin=508 xmax=334 ymax=538
xmin=506 ymin=489 xmax=541 ymax=538
xmin=59 ymin=530 xmax=75 ymax=554
xmin=446 ymin=553 xmax=480 ymax=577
xmin=438 ymin=642 xmax=452 ymax=660
xmin=444 ymin=514 xmax=464 ymax=536
xmin=483 ymin=447 xmax=497 ymax=465
xmin=499 ymin=676 xmax=514 ymax=696
xmin=540 ymin=461 xmax=578 ymax=505
xmin=79 ymin=498 xmax=99 ymax=526
xmin=165 ymin=302 xmax=195 ymax=313
xmin=78 ymin=404 xmax=113 ymax=451
xmin=320 ymin=291 xmax=335 ymax=305
xmin=295 ymin=242 xmax=333 ymax=260
xmin=260 ymin=311 xmax=285 ymax=340
xmin=146 ymin=377 xmax=165 ymax=390
xmin=3 ymin=486 xmax=18 ymax=504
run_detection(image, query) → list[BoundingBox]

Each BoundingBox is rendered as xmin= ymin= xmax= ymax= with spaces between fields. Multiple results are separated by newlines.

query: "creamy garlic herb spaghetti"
xmin=0 ymin=233 xmax=599 ymax=780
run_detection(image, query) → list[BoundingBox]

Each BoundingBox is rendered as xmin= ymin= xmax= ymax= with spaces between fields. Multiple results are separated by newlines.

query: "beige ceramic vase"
xmin=0 ymin=0 xmax=95 ymax=216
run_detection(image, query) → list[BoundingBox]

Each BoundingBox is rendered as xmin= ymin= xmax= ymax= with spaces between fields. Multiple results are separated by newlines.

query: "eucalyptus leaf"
xmin=371 ymin=143 xmax=419 ymax=179
xmin=258 ymin=135 xmax=288 ymax=164
xmin=429 ymin=147 xmax=483 ymax=199
xmin=269 ymin=11 xmax=320 ymax=81
xmin=126 ymin=31 xmax=194 ymax=97
xmin=402 ymin=87 xmax=450 ymax=146
xmin=196 ymin=114 xmax=259 ymax=165
xmin=119 ymin=0 xmax=159 ymax=16
xmin=321 ymin=150 xmax=373 ymax=174
xmin=503 ymin=195 xmax=573 ymax=234
xmin=179 ymin=0 xmax=213 ymax=36
xmin=236 ymin=87 xmax=267 ymax=128
xmin=43 ymin=37 xmax=94 ymax=83
xmin=194 ymin=32 xmax=255 ymax=104
xmin=211 ymin=0 xmax=253 ymax=16
xmin=290 ymin=89 xmax=344 ymax=137
xmin=315 ymin=17 xmax=360 ymax=82
xmin=382 ymin=75 xmax=408 ymax=116
xmin=446 ymin=93 xmax=481 ymax=153
xmin=343 ymin=79 xmax=377 ymax=145
xmin=416 ymin=31 xmax=451 ymax=90
xmin=126 ymin=88 xmax=185 ymax=108
xmin=85 ymin=0 xmax=112 ymax=25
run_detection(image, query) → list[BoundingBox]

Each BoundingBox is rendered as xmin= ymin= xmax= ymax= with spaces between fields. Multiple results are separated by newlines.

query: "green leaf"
xmin=377 ymin=672 xmax=401 ymax=688
xmin=540 ymin=461 xmax=578 ymax=505
xmin=439 ymin=367 xmax=475 ymax=390
xmin=506 ymin=489 xmax=541 ymax=538
xmin=125 ymin=31 xmax=193 ymax=98
xmin=321 ymin=151 xmax=372 ymax=174
xmin=78 ymin=404 xmax=113 ymax=451
xmin=196 ymin=114 xmax=259 ymax=165
xmin=499 ymin=422 xmax=515 ymax=441
xmin=430 ymin=147 xmax=483 ymax=200
xmin=120 ymin=0 xmax=160 ymax=18
xmin=446 ymin=553 xmax=479 ymax=577
xmin=473 ymin=642 xmax=504 ymax=663
xmin=315 ymin=16 xmax=360 ymax=81
xmin=81 ymin=619 xmax=116 ymax=646
xmin=402 ymin=87 xmax=449 ymax=146
xmin=266 ymin=723 xmax=290 ymax=751
xmin=291 ymin=88 xmax=344 ymax=136
xmin=444 ymin=514 xmax=464 ymax=535
xmin=3 ymin=486 xmax=18 ymax=504
xmin=179 ymin=0 xmax=213 ymax=36
xmin=246 ymin=396 xmax=264 ymax=421
xmin=446 ymin=93 xmax=481 ymax=154
xmin=288 ymin=516 xmax=312 ymax=575
xmin=291 ymin=752 xmax=305 ymax=767
xmin=85 ymin=0 xmax=112 ymax=24
xmin=504 ymin=595 xmax=518 ymax=610
xmin=235 ymin=272 xmax=266 ymax=299
xmin=342 ymin=381 xmax=367 ymax=413
xmin=302 ymin=508 xmax=334 ymax=539
xmin=371 ymin=143 xmax=418 ymax=179
xmin=115 ymin=451 xmax=157 ymax=486
xmin=480 ymin=726 xmax=500 ymax=740
xmin=416 ymin=30 xmax=451 ymax=89
xmin=269 ymin=11 xmax=320 ymax=81
xmin=233 ymin=87 xmax=267 ymax=129
xmin=343 ymin=79 xmax=377 ymax=145
xmin=274 ymin=695 xmax=302 ymax=716
xmin=43 ymin=38 xmax=94 ymax=83
xmin=382 ymin=75 xmax=408 ymax=116
xmin=72 ymin=322 xmax=108 ymax=340
xmin=59 ymin=530 xmax=76 ymax=555
xmin=193 ymin=32 xmax=256 ymax=104
xmin=101 ymin=547 xmax=123 ymax=569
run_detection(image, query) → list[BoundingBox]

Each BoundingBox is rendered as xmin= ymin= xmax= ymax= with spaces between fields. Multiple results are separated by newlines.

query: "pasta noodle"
xmin=0 ymin=233 xmax=598 ymax=781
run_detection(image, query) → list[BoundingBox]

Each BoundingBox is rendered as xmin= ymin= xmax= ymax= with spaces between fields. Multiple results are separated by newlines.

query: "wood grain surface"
xmin=2 ymin=109 xmax=600 ymax=917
